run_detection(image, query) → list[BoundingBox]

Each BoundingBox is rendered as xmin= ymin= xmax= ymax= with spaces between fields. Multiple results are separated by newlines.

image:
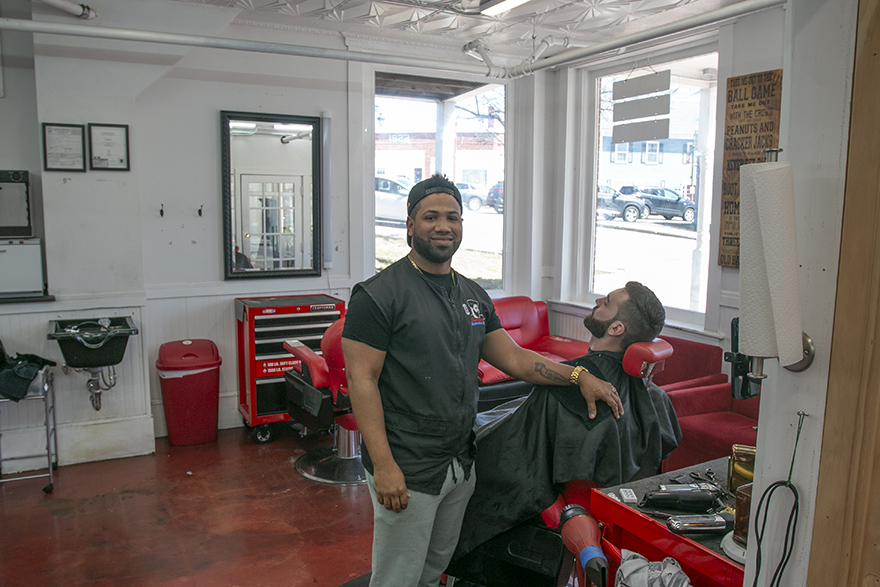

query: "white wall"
xmin=707 ymin=2 xmax=854 ymax=584
xmin=746 ymin=0 xmax=856 ymax=584
xmin=0 ymin=0 xmax=42 ymax=229
xmin=0 ymin=0 xmax=356 ymax=467
xmin=132 ymin=11 xmax=356 ymax=438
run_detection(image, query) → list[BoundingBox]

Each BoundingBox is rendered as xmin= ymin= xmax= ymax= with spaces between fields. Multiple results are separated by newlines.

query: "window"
xmin=589 ymin=52 xmax=717 ymax=319
xmin=374 ymin=77 xmax=505 ymax=290
xmin=644 ymin=141 xmax=661 ymax=164
xmin=462 ymin=170 xmax=487 ymax=187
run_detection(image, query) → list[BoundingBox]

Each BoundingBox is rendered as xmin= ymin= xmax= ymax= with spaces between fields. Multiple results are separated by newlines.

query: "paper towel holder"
xmin=751 ymin=332 xmax=815 ymax=375
xmin=725 ymin=319 xmax=816 ymax=399
xmin=725 ymin=317 xmax=764 ymax=399
xmin=783 ymin=331 xmax=815 ymax=373
xmin=763 ymin=147 xmax=783 ymax=162
xmin=758 ymin=146 xmax=816 ymax=373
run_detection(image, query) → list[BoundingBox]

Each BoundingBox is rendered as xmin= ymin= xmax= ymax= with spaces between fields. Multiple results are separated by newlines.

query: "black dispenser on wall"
xmin=0 ymin=170 xmax=31 ymax=237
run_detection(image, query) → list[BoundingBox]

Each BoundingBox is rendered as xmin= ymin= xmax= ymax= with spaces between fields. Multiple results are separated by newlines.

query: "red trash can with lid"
xmin=156 ymin=339 xmax=222 ymax=446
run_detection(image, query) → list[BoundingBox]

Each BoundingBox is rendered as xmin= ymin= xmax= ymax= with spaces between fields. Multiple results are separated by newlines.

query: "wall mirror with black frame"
xmin=221 ymin=111 xmax=322 ymax=279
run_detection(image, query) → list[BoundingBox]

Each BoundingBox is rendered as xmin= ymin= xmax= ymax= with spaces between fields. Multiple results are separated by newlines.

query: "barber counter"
xmin=591 ymin=457 xmax=744 ymax=587
xmin=447 ymin=458 xmax=746 ymax=587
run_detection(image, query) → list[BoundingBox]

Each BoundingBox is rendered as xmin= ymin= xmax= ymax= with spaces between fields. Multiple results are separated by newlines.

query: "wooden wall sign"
xmin=718 ymin=69 xmax=784 ymax=268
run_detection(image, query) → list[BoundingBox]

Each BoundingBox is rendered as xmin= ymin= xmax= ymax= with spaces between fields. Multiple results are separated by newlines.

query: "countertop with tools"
xmin=591 ymin=457 xmax=746 ymax=587
xmin=604 ymin=457 xmax=736 ymax=556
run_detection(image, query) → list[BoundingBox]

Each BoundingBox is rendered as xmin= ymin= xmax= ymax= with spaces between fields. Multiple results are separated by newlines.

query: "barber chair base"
xmin=295 ymin=448 xmax=366 ymax=486
xmin=292 ymin=415 xmax=366 ymax=486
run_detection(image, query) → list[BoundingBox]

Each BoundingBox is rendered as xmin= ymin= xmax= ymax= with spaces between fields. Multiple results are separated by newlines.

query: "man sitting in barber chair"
xmin=448 ymin=281 xmax=681 ymax=584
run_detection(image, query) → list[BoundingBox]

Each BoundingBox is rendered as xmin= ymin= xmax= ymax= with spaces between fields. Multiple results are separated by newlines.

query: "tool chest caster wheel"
xmin=253 ymin=424 xmax=274 ymax=444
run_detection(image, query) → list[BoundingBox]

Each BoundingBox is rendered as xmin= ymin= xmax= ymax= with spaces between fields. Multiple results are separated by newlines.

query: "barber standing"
xmin=341 ymin=174 xmax=622 ymax=587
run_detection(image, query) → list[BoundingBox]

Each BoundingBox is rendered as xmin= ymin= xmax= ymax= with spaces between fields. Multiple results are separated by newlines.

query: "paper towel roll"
xmin=738 ymin=161 xmax=804 ymax=367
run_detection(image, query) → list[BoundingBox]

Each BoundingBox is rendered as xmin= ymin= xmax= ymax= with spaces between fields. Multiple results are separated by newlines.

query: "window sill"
xmin=547 ymin=299 xmax=725 ymax=342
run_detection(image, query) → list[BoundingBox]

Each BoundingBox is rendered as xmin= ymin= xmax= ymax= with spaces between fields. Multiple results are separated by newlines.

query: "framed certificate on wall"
xmin=88 ymin=123 xmax=130 ymax=171
xmin=42 ymin=123 xmax=86 ymax=172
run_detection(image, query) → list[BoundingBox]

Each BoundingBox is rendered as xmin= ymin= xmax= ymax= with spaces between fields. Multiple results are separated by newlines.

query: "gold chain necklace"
xmin=407 ymin=255 xmax=456 ymax=284
xmin=408 ymin=255 xmax=456 ymax=302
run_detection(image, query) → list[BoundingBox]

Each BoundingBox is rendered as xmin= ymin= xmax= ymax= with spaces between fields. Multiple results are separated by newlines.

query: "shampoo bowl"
xmin=48 ymin=317 xmax=138 ymax=369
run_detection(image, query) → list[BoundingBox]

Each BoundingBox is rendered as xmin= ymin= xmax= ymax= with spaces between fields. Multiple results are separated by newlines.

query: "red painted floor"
xmin=0 ymin=426 xmax=373 ymax=587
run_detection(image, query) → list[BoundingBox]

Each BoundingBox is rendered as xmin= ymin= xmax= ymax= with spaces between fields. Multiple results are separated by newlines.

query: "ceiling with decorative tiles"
xmin=173 ymin=0 xmax=743 ymax=63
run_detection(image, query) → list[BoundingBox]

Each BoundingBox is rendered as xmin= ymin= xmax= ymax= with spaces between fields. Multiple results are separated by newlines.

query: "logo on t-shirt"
xmin=463 ymin=300 xmax=485 ymax=326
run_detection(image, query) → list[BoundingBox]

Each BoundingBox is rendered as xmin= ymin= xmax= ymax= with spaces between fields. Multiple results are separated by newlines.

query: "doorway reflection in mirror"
xmin=221 ymin=111 xmax=322 ymax=279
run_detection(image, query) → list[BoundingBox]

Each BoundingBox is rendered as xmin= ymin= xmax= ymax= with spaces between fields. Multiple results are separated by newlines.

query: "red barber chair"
xmin=447 ymin=338 xmax=673 ymax=587
xmin=283 ymin=318 xmax=365 ymax=485
xmin=552 ymin=338 xmax=673 ymax=587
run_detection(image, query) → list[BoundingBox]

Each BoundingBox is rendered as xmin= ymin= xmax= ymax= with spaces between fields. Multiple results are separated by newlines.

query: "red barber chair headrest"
xmin=622 ymin=338 xmax=673 ymax=382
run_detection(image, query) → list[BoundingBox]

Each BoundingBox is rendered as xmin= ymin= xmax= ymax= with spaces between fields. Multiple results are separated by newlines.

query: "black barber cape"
xmin=450 ymin=350 xmax=681 ymax=564
xmin=0 ymin=341 xmax=55 ymax=402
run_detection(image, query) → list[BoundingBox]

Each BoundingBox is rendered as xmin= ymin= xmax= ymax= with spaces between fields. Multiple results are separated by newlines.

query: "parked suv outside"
xmin=596 ymin=184 xmax=646 ymax=223
xmin=630 ymin=186 xmax=696 ymax=223
xmin=486 ymin=181 xmax=504 ymax=213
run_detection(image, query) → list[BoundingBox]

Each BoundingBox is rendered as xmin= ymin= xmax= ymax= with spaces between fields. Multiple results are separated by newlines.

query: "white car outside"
xmin=456 ymin=182 xmax=485 ymax=211
xmin=375 ymin=176 xmax=413 ymax=223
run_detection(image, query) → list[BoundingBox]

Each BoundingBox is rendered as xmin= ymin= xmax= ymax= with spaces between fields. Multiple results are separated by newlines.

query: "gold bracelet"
xmin=570 ymin=365 xmax=587 ymax=385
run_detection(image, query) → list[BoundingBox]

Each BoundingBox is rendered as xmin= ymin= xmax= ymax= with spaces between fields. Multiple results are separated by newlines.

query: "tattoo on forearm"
xmin=535 ymin=363 xmax=568 ymax=384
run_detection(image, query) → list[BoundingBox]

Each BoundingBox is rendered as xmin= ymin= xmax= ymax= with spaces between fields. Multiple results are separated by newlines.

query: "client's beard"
xmin=583 ymin=313 xmax=617 ymax=339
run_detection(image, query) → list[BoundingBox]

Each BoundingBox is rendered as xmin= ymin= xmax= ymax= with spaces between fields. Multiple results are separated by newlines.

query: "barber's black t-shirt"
xmin=342 ymin=257 xmax=502 ymax=494
xmin=344 ymin=271 xmax=461 ymax=351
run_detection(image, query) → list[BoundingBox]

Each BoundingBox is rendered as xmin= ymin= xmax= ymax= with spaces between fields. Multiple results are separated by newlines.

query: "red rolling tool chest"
xmin=235 ymin=294 xmax=345 ymax=443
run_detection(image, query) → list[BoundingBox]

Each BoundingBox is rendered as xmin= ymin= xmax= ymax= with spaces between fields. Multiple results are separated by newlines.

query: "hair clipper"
xmin=666 ymin=512 xmax=735 ymax=534
xmin=639 ymin=487 xmax=719 ymax=512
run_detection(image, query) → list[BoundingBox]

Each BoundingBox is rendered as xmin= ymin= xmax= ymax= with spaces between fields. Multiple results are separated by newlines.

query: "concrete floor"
xmin=0 ymin=426 xmax=373 ymax=586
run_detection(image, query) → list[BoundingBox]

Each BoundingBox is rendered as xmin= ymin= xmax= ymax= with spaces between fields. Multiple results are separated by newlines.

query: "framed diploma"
xmin=88 ymin=123 xmax=130 ymax=171
xmin=43 ymin=123 xmax=86 ymax=172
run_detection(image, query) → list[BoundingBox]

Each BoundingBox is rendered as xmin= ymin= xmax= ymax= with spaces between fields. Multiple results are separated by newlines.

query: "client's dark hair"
xmin=616 ymin=281 xmax=665 ymax=348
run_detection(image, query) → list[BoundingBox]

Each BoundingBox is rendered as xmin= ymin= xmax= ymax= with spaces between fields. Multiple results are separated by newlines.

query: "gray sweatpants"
xmin=366 ymin=459 xmax=476 ymax=587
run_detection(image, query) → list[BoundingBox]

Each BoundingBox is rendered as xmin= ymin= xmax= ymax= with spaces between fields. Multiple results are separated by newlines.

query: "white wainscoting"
xmin=144 ymin=295 xmax=239 ymax=438
xmin=547 ymin=303 xmax=592 ymax=343
xmin=1 ymin=288 xmax=352 ymax=473
xmin=144 ymin=288 xmax=350 ymax=439
xmin=547 ymin=299 xmax=733 ymax=350
xmin=0 ymin=305 xmax=153 ymax=471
